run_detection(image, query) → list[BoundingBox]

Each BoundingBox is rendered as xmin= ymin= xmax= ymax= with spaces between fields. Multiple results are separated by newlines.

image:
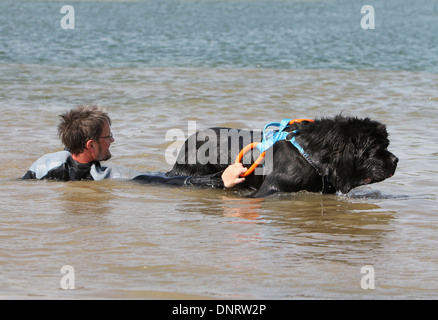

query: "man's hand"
xmin=221 ymin=163 xmax=248 ymax=188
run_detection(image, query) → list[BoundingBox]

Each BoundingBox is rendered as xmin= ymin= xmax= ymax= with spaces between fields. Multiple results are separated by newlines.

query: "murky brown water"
xmin=1 ymin=65 xmax=437 ymax=299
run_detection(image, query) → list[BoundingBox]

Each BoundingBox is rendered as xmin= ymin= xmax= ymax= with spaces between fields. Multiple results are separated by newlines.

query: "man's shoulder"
xmin=25 ymin=150 xmax=72 ymax=179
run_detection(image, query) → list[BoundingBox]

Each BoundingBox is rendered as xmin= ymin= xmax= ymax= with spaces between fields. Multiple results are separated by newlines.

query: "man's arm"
xmin=133 ymin=163 xmax=248 ymax=189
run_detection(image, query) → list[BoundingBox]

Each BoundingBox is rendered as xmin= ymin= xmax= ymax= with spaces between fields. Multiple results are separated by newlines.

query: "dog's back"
xmin=166 ymin=127 xmax=264 ymax=185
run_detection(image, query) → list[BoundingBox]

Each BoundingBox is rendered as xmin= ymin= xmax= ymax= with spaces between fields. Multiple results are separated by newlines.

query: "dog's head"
xmin=325 ymin=116 xmax=398 ymax=194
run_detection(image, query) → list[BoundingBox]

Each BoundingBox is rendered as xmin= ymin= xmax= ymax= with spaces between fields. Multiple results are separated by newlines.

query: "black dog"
xmin=166 ymin=115 xmax=398 ymax=197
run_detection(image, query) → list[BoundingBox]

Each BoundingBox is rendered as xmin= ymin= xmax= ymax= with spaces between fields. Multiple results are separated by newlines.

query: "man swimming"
xmin=22 ymin=105 xmax=247 ymax=188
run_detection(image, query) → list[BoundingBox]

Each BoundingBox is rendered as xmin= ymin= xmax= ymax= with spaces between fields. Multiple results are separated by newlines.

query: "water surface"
xmin=0 ymin=0 xmax=437 ymax=299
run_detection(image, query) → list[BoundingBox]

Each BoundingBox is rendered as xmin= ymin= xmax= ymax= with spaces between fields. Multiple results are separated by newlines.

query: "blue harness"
xmin=256 ymin=118 xmax=322 ymax=175
xmin=235 ymin=118 xmax=332 ymax=192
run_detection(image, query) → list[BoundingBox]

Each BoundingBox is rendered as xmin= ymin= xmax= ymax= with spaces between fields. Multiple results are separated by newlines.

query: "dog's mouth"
xmin=361 ymin=172 xmax=394 ymax=186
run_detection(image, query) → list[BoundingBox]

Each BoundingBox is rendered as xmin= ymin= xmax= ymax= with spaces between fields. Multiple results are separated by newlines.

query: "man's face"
xmin=95 ymin=121 xmax=114 ymax=161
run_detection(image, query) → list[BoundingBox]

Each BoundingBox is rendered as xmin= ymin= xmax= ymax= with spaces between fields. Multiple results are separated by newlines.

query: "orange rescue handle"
xmin=234 ymin=142 xmax=266 ymax=177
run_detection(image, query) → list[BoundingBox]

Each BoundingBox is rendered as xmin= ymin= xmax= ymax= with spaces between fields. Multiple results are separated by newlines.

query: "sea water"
xmin=0 ymin=0 xmax=437 ymax=299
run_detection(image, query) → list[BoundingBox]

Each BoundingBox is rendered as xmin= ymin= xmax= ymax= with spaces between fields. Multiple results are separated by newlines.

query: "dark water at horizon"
xmin=1 ymin=0 xmax=438 ymax=71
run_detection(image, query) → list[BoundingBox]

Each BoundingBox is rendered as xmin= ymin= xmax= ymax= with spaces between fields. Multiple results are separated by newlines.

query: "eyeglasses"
xmin=99 ymin=132 xmax=113 ymax=140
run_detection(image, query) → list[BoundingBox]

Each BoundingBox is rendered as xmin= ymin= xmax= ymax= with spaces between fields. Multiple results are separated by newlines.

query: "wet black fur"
xmin=167 ymin=115 xmax=398 ymax=197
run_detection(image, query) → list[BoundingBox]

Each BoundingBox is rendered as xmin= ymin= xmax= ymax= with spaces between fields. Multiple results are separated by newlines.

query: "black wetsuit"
xmin=22 ymin=151 xmax=225 ymax=189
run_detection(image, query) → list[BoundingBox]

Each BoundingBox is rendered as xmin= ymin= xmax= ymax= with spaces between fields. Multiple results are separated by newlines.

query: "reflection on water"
xmin=57 ymin=183 xmax=114 ymax=216
xmin=181 ymin=190 xmax=395 ymax=262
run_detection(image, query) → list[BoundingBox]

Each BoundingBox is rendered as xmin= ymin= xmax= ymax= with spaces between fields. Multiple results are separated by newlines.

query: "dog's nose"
xmin=391 ymin=155 xmax=399 ymax=165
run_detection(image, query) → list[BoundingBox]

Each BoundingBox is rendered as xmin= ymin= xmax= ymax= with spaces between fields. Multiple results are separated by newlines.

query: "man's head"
xmin=58 ymin=105 xmax=114 ymax=162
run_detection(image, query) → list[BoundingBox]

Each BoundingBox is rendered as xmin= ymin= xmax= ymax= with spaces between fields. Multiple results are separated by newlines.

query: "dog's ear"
xmin=329 ymin=141 xmax=357 ymax=194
